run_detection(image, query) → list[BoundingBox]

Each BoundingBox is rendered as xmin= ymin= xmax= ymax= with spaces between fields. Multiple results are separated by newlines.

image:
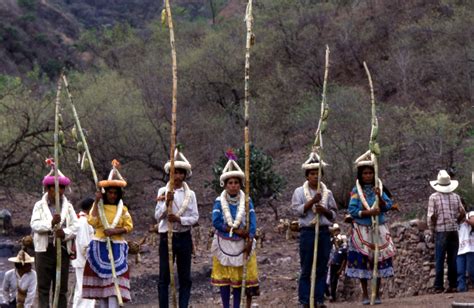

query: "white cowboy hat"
xmin=430 ymin=170 xmax=459 ymax=193
xmin=8 ymin=250 xmax=35 ymax=265
xmin=164 ymin=149 xmax=192 ymax=177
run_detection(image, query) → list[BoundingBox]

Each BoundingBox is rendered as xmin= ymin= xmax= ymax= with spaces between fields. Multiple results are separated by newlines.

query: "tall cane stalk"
xmin=62 ymin=74 xmax=124 ymax=306
xmin=309 ymin=46 xmax=330 ymax=308
xmin=241 ymin=1 xmax=254 ymax=307
xmin=363 ymin=62 xmax=381 ymax=306
xmin=52 ymin=73 xmax=63 ymax=308
xmin=163 ymin=0 xmax=178 ymax=306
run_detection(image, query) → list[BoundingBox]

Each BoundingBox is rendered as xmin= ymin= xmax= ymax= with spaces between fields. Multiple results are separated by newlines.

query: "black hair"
xmin=224 ymin=177 xmax=243 ymax=187
xmin=78 ymin=197 xmax=94 ymax=212
xmin=357 ymin=165 xmax=393 ymax=198
xmin=46 ymin=185 xmax=66 ymax=190
xmin=305 ymin=168 xmax=324 ymax=177
xmin=357 ymin=165 xmax=375 ymax=185
xmin=175 ymin=168 xmax=187 ymax=180
xmin=102 ymin=187 xmax=124 ymax=205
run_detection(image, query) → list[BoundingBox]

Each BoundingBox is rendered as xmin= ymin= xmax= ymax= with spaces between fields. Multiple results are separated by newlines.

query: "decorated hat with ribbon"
xmin=354 ymin=150 xmax=374 ymax=168
xmin=301 ymin=152 xmax=327 ymax=171
xmin=164 ymin=148 xmax=192 ymax=177
xmin=42 ymin=158 xmax=71 ymax=187
xmin=220 ymin=149 xmax=245 ymax=187
xmin=8 ymin=250 xmax=35 ymax=265
xmin=98 ymin=159 xmax=127 ymax=188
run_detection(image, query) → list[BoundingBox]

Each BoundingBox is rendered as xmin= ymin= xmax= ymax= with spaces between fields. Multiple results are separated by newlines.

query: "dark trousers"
xmin=329 ymin=263 xmax=343 ymax=300
xmin=434 ymin=231 xmax=459 ymax=290
xmin=158 ymin=231 xmax=193 ymax=308
xmin=298 ymin=227 xmax=331 ymax=305
xmin=35 ymin=243 xmax=70 ymax=308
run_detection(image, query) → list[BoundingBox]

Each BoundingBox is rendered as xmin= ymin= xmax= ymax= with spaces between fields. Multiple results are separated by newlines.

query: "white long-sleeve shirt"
xmin=2 ymin=269 xmax=37 ymax=308
xmin=30 ymin=193 xmax=78 ymax=253
xmin=71 ymin=212 xmax=94 ymax=268
xmin=154 ymin=184 xmax=199 ymax=233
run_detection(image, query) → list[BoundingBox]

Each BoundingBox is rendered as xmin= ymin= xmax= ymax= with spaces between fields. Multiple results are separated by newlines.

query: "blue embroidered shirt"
xmin=348 ymin=185 xmax=392 ymax=226
xmin=212 ymin=196 xmax=257 ymax=240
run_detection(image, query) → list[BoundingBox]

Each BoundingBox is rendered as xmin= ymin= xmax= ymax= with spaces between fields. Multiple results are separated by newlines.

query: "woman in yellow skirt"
xmin=211 ymin=151 xmax=259 ymax=308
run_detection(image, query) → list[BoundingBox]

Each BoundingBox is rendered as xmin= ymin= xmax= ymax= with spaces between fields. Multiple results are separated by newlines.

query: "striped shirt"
xmin=427 ymin=192 xmax=464 ymax=232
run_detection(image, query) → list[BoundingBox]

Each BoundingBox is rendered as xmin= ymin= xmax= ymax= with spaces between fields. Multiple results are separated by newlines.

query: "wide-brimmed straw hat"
xmin=98 ymin=159 xmax=127 ymax=188
xmin=164 ymin=149 xmax=192 ymax=177
xmin=430 ymin=170 xmax=458 ymax=193
xmin=8 ymin=250 xmax=34 ymax=265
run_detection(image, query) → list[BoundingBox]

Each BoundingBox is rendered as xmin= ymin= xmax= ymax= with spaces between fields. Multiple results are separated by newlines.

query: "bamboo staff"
xmin=309 ymin=45 xmax=330 ymax=308
xmin=240 ymin=1 xmax=254 ymax=307
xmin=363 ymin=62 xmax=381 ymax=306
xmin=163 ymin=0 xmax=178 ymax=306
xmin=62 ymin=74 xmax=124 ymax=306
xmin=52 ymin=73 xmax=63 ymax=308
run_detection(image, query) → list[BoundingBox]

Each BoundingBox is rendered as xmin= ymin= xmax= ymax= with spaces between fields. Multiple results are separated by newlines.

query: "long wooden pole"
xmin=52 ymin=73 xmax=63 ymax=308
xmin=62 ymin=75 xmax=124 ymax=305
xmin=164 ymin=0 xmax=178 ymax=306
xmin=363 ymin=62 xmax=381 ymax=306
xmin=241 ymin=1 xmax=254 ymax=306
xmin=309 ymin=46 xmax=330 ymax=308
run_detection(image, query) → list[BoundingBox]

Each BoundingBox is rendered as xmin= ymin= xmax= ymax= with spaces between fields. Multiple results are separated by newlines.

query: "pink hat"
xmin=42 ymin=158 xmax=71 ymax=187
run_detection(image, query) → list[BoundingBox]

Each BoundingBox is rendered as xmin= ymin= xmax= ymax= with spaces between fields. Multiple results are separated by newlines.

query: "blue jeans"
xmin=457 ymin=252 xmax=474 ymax=292
xmin=158 ymin=231 xmax=193 ymax=308
xmin=298 ymin=227 xmax=331 ymax=305
xmin=434 ymin=231 xmax=459 ymax=290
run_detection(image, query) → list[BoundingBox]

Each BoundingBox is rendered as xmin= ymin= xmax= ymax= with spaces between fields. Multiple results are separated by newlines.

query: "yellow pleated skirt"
xmin=211 ymin=253 xmax=259 ymax=288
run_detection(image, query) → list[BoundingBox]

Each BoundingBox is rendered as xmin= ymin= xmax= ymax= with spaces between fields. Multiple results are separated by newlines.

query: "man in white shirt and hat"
xmin=155 ymin=149 xmax=199 ymax=308
xmin=30 ymin=159 xmax=78 ymax=308
xmin=427 ymin=169 xmax=465 ymax=293
xmin=2 ymin=250 xmax=37 ymax=308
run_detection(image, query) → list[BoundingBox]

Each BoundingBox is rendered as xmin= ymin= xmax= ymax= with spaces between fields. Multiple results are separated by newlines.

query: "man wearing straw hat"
xmin=30 ymin=159 xmax=78 ymax=308
xmin=291 ymin=153 xmax=337 ymax=308
xmin=427 ymin=169 xmax=466 ymax=293
xmin=155 ymin=150 xmax=199 ymax=308
xmin=1 ymin=250 xmax=37 ymax=308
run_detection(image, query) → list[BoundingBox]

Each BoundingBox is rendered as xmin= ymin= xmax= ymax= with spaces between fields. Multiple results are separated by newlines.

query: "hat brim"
xmin=302 ymin=163 xmax=326 ymax=170
xmin=356 ymin=161 xmax=374 ymax=168
xmin=164 ymin=161 xmax=192 ymax=177
xmin=220 ymin=171 xmax=245 ymax=186
xmin=43 ymin=176 xmax=71 ymax=187
xmin=8 ymin=257 xmax=34 ymax=263
xmin=430 ymin=180 xmax=458 ymax=193
xmin=98 ymin=180 xmax=127 ymax=188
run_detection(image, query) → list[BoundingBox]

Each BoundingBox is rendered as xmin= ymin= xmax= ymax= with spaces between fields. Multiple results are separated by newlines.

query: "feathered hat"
xmin=164 ymin=148 xmax=192 ymax=177
xmin=301 ymin=152 xmax=327 ymax=171
xmin=354 ymin=150 xmax=374 ymax=168
xmin=8 ymin=250 xmax=34 ymax=265
xmin=42 ymin=158 xmax=71 ymax=187
xmin=98 ymin=159 xmax=127 ymax=188
xmin=220 ymin=149 xmax=245 ymax=187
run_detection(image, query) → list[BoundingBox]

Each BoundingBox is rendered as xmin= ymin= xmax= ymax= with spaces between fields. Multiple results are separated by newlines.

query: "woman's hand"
xmin=95 ymin=191 xmax=102 ymax=203
xmin=369 ymin=207 xmax=381 ymax=216
xmin=104 ymin=228 xmax=125 ymax=237
xmin=244 ymin=238 xmax=253 ymax=255
xmin=233 ymin=228 xmax=249 ymax=239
